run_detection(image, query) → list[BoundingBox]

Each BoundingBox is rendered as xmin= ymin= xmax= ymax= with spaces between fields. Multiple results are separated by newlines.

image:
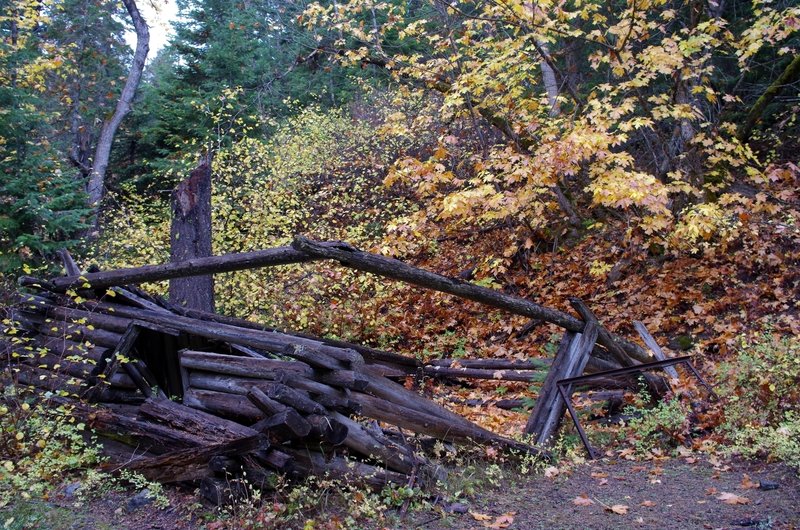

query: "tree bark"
xmin=170 ymin=159 xmax=214 ymax=312
xmin=86 ymin=0 xmax=149 ymax=207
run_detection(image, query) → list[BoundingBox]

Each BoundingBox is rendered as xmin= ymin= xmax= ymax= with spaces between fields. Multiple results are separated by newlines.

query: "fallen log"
xmin=138 ymin=398 xmax=258 ymax=442
xmin=183 ymin=387 xmax=264 ymax=423
xmin=423 ymin=365 xmax=546 ymax=382
xmin=49 ymin=247 xmax=318 ymax=291
xmin=79 ymin=302 xmax=362 ymax=369
xmin=187 ymin=371 xmax=358 ymax=414
xmin=180 ymin=350 xmax=313 ymax=379
xmin=166 ymin=304 xmax=402 ymax=367
xmin=251 ymin=409 xmax=312 ymax=442
xmin=329 ymin=412 xmax=422 ymax=475
xmin=67 ymin=401 xmax=209 ymax=453
xmin=427 ymin=358 xmax=551 ymax=370
xmin=284 ymin=448 xmax=409 ymax=489
xmin=119 ymin=434 xmax=268 ymax=483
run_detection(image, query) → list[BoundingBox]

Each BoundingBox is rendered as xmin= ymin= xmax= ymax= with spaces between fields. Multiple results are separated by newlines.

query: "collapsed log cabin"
xmin=1 ymin=237 xmax=673 ymax=502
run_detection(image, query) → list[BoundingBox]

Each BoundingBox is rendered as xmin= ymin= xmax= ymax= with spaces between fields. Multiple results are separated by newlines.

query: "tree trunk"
xmin=537 ymin=41 xmax=561 ymax=116
xmin=86 ymin=0 xmax=149 ymax=207
xmin=170 ymin=159 xmax=215 ymax=312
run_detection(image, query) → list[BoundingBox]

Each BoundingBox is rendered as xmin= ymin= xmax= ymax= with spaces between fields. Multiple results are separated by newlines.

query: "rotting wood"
xmin=423 ymin=365 xmax=546 ymax=382
xmin=138 ymin=398 xmax=258 ymax=441
xmin=524 ymin=324 xmax=599 ymax=444
xmin=633 ymin=321 xmax=680 ymax=379
xmin=250 ymin=409 xmax=312 ymax=442
xmin=170 ymin=159 xmax=215 ymax=313
xmin=426 ymin=358 xmax=551 ymax=370
xmin=180 ymin=350 xmax=313 ymax=379
xmin=183 ymin=387 xmax=265 ymax=422
xmin=119 ymin=434 xmax=268 ymax=483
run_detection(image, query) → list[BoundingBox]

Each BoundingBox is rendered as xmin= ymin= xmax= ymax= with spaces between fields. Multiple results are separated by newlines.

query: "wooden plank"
xmin=633 ymin=321 xmax=680 ymax=379
xmin=284 ymin=448 xmax=409 ymax=489
xmin=524 ymin=324 xmax=599 ymax=444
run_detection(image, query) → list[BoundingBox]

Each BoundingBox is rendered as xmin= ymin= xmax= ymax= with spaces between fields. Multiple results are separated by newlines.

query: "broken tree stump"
xmin=170 ymin=158 xmax=214 ymax=313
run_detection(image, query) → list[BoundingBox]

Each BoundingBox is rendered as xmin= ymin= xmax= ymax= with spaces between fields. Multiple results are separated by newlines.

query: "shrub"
xmin=0 ymin=389 xmax=103 ymax=506
xmin=717 ymin=330 xmax=800 ymax=470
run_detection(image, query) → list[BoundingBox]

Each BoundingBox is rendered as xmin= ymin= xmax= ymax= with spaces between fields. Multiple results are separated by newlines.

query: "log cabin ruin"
xmin=0 ymin=236 xmax=693 ymax=503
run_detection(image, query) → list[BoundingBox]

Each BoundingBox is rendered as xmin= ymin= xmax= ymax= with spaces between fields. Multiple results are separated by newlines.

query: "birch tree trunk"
xmin=86 ymin=0 xmax=149 ymax=207
xmin=538 ymin=40 xmax=561 ymax=117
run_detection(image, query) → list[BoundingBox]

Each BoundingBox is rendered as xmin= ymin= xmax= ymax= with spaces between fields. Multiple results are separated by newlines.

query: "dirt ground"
xmin=3 ymin=457 xmax=797 ymax=529
xmin=410 ymin=458 xmax=800 ymax=530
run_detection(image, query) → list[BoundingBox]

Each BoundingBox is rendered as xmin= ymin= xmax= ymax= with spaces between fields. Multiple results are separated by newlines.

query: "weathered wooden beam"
xmin=250 ymin=409 xmax=312 ymax=442
xmin=120 ymin=434 xmax=268 ymax=483
xmin=166 ymin=304 xmax=413 ymax=368
xmin=180 ymin=350 xmax=313 ymax=379
xmin=138 ymin=398 xmax=258 ymax=441
xmin=427 ymin=358 xmax=551 ymax=370
xmin=284 ymin=448 xmax=409 ymax=489
xmin=67 ymin=401 xmax=208 ymax=453
xmin=524 ymin=324 xmax=599 ymax=443
xmin=330 ymin=412 xmax=422 ymax=475
xmin=633 ymin=321 xmax=679 ymax=379
xmin=49 ymin=247 xmax=317 ymax=291
xmin=423 ymin=365 xmax=546 ymax=382
xmin=182 ymin=387 xmax=264 ymax=422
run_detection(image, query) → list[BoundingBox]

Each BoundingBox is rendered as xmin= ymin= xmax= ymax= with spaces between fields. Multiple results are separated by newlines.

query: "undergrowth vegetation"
xmin=717 ymin=330 xmax=800 ymax=470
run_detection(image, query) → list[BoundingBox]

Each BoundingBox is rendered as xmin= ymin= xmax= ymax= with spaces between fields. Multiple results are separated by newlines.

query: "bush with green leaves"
xmin=717 ymin=330 xmax=800 ymax=470
xmin=622 ymin=394 xmax=691 ymax=456
xmin=0 ymin=390 xmax=103 ymax=505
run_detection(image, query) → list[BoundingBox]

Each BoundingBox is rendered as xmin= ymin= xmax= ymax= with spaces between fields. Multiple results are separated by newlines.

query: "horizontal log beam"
xmin=48 ymin=246 xmax=318 ymax=291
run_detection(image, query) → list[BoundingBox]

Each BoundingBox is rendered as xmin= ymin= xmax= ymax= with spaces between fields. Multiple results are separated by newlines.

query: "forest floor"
xmin=3 ymin=455 xmax=797 ymax=529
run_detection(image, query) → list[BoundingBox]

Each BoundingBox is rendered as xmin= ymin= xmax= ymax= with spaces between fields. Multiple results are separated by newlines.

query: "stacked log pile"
xmin=1 ymin=237 xmax=669 ymax=498
xmin=2 ymin=285 xmax=539 ymax=500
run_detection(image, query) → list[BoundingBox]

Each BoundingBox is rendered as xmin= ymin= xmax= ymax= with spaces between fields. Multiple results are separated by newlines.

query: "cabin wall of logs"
xmin=1 ymin=237 xmax=670 ymax=503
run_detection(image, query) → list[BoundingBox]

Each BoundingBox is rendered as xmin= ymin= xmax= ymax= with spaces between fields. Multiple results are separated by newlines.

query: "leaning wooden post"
xmin=170 ymin=158 xmax=214 ymax=312
xmin=524 ymin=324 xmax=599 ymax=444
